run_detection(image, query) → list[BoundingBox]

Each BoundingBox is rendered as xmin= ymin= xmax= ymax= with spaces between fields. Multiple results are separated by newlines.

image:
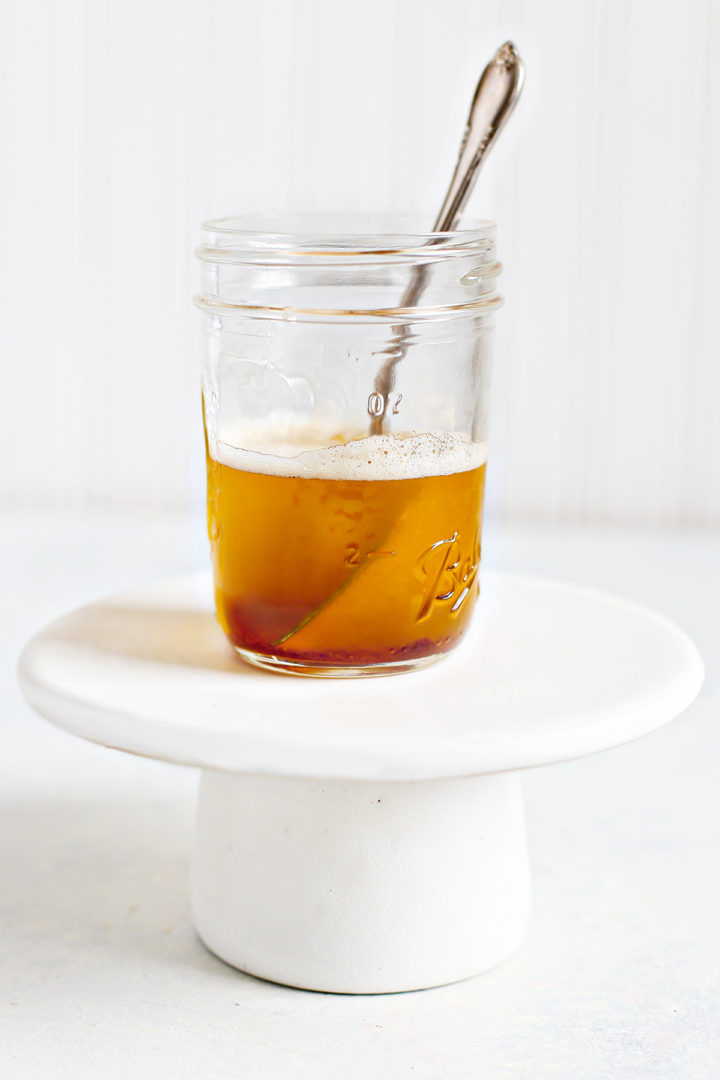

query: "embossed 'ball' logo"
xmin=415 ymin=532 xmax=481 ymax=621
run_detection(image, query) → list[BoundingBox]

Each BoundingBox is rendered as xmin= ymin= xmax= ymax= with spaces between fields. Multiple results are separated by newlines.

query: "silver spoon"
xmin=370 ymin=41 xmax=525 ymax=434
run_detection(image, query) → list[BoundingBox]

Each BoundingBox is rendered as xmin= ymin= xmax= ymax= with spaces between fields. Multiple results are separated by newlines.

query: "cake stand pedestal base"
xmin=192 ymin=771 xmax=530 ymax=993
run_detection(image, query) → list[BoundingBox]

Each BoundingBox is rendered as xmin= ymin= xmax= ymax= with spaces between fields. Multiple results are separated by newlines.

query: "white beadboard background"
xmin=1 ymin=0 xmax=719 ymax=525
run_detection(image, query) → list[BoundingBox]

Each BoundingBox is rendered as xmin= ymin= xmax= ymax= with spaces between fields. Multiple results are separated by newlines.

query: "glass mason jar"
xmin=196 ymin=215 xmax=502 ymax=677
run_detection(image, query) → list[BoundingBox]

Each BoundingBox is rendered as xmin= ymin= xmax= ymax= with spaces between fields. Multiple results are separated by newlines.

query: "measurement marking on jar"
xmin=344 ymin=543 xmax=396 ymax=566
xmin=367 ymin=392 xmax=403 ymax=418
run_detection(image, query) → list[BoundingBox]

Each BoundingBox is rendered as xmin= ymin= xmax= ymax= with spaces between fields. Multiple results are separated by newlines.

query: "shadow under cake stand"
xmin=18 ymin=571 xmax=703 ymax=994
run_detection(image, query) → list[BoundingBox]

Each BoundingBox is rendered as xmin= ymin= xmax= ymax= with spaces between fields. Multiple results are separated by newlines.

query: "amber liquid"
xmin=206 ymin=433 xmax=486 ymax=673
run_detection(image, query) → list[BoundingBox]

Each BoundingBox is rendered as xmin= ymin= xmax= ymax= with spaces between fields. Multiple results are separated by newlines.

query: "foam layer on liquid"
xmin=209 ymin=423 xmax=487 ymax=481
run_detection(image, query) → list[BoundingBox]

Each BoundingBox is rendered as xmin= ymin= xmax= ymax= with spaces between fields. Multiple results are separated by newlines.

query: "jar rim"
xmin=197 ymin=213 xmax=497 ymax=264
xmin=195 ymin=213 xmax=501 ymax=322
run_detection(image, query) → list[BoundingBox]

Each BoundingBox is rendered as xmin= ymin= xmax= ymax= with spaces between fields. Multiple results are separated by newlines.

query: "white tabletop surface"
xmin=2 ymin=510 xmax=719 ymax=1079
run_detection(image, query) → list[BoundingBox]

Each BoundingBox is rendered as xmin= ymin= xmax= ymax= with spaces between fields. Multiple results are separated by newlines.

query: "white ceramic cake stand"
xmin=18 ymin=571 xmax=703 ymax=994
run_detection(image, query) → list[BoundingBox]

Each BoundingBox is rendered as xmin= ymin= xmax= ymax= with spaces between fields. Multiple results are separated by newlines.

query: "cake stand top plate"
xmin=18 ymin=572 xmax=704 ymax=780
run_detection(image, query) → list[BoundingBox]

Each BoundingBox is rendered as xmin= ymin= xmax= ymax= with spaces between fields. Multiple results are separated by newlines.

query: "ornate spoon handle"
xmin=370 ymin=41 xmax=525 ymax=434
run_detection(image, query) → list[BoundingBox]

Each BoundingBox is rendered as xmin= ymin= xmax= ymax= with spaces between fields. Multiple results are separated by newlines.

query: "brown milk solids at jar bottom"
xmin=206 ymin=426 xmax=487 ymax=675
